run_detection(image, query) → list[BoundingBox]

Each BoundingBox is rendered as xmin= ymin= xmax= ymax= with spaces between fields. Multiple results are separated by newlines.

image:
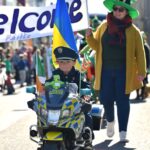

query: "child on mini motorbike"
xmin=28 ymin=46 xmax=94 ymax=150
xmin=46 ymin=46 xmax=94 ymax=150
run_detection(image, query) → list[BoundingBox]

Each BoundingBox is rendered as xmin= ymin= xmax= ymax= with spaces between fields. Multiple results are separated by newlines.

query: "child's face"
xmin=57 ymin=60 xmax=76 ymax=74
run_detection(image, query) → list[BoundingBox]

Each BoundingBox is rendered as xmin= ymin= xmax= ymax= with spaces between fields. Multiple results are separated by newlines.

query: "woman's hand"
xmin=85 ymin=28 xmax=93 ymax=37
xmin=137 ymin=75 xmax=145 ymax=81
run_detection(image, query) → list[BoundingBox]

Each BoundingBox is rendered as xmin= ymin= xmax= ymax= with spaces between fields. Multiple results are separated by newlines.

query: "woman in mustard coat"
xmin=86 ymin=0 xmax=146 ymax=142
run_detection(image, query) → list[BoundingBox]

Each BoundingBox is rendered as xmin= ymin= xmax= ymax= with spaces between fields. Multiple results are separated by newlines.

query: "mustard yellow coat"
xmin=86 ymin=20 xmax=146 ymax=94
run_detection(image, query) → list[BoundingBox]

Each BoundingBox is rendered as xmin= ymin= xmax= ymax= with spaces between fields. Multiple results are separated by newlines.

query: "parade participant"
xmin=46 ymin=46 xmax=94 ymax=149
xmin=86 ymin=0 xmax=146 ymax=142
xmin=47 ymin=46 xmax=89 ymax=89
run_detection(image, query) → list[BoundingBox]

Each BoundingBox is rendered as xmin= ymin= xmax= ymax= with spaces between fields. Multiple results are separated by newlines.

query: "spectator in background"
xmin=79 ymin=16 xmax=101 ymax=102
xmin=136 ymin=31 xmax=150 ymax=100
xmin=23 ymin=52 xmax=31 ymax=86
xmin=0 ymin=63 xmax=6 ymax=92
xmin=0 ymin=68 xmax=4 ymax=92
xmin=91 ymin=16 xmax=101 ymax=32
xmin=74 ymin=31 xmax=84 ymax=51
xmin=19 ymin=41 xmax=27 ymax=54
xmin=27 ymin=46 xmax=33 ymax=85
xmin=4 ymin=54 xmax=13 ymax=73
xmin=5 ymin=47 xmax=11 ymax=57
xmin=26 ymin=46 xmax=33 ymax=70
xmin=0 ymin=47 xmax=5 ymax=63
xmin=31 ymin=46 xmax=37 ymax=84
xmin=17 ymin=54 xmax=26 ymax=87
xmin=11 ymin=48 xmax=20 ymax=83
xmin=5 ymin=71 xmax=15 ymax=95
xmin=40 ymin=44 xmax=46 ymax=58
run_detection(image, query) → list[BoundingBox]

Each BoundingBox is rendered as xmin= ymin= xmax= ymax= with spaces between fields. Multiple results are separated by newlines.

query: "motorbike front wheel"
xmin=42 ymin=141 xmax=66 ymax=150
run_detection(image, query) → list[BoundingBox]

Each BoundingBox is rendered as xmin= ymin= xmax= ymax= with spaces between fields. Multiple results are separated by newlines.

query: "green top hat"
xmin=103 ymin=0 xmax=139 ymax=19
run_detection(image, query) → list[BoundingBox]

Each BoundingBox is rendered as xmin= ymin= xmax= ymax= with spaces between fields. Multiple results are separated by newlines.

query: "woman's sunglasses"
xmin=113 ymin=6 xmax=126 ymax=12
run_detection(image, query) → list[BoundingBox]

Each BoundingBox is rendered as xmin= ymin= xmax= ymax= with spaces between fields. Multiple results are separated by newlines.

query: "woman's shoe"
xmin=107 ymin=121 xmax=115 ymax=137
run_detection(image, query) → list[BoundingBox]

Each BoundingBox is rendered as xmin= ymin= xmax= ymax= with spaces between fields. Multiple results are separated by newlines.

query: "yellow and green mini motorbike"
xmin=27 ymin=75 xmax=93 ymax=150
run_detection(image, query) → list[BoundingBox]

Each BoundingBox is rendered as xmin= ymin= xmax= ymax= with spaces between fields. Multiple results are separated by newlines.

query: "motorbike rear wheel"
xmin=42 ymin=141 xmax=66 ymax=150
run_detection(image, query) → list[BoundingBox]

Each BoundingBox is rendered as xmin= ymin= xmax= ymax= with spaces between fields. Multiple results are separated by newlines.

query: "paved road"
xmin=0 ymin=86 xmax=38 ymax=150
xmin=93 ymin=97 xmax=150 ymax=150
xmin=0 ymin=87 xmax=150 ymax=150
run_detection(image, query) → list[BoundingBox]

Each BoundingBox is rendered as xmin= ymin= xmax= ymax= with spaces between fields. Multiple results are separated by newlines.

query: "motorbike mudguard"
xmin=43 ymin=131 xmax=63 ymax=141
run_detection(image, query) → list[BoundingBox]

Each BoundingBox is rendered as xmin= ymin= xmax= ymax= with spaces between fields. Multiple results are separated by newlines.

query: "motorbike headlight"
xmin=62 ymin=109 xmax=70 ymax=118
xmin=47 ymin=110 xmax=61 ymax=125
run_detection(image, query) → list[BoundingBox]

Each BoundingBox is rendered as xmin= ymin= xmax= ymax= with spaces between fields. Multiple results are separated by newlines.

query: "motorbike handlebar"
xmin=27 ymin=99 xmax=36 ymax=110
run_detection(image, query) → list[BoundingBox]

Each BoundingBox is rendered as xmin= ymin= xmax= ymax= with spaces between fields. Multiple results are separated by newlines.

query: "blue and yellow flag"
xmin=52 ymin=0 xmax=80 ymax=69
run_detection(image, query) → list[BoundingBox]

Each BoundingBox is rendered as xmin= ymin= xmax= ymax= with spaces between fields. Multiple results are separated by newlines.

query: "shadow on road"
xmin=94 ymin=139 xmax=136 ymax=150
xmin=13 ymin=109 xmax=28 ymax=111
xmin=130 ymin=98 xmax=147 ymax=104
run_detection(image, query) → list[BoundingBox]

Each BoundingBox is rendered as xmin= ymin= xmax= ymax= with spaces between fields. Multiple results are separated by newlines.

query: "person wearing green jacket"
xmin=86 ymin=0 xmax=146 ymax=142
xmin=4 ymin=55 xmax=13 ymax=73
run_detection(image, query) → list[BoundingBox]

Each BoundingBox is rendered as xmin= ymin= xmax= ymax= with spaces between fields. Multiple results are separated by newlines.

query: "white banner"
xmin=0 ymin=0 xmax=89 ymax=43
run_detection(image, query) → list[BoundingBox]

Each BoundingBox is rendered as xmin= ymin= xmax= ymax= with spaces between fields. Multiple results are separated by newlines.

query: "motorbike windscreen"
xmin=45 ymin=83 xmax=78 ymax=110
xmin=45 ymin=84 xmax=69 ymax=110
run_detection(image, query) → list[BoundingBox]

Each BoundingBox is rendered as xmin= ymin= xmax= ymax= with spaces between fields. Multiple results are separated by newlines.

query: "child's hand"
xmin=83 ymin=95 xmax=91 ymax=102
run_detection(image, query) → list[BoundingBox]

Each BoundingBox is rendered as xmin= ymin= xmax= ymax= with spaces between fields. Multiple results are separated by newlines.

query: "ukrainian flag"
xmin=52 ymin=0 xmax=81 ymax=69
